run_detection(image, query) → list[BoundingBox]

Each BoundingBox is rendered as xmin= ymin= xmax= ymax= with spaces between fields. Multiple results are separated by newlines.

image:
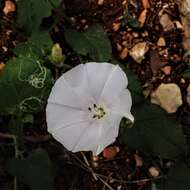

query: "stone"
xmin=159 ymin=14 xmax=175 ymax=31
xmin=157 ymin=37 xmax=166 ymax=47
xmin=129 ymin=42 xmax=149 ymax=63
xmin=148 ymin=167 xmax=159 ymax=177
xmin=151 ymin=83 xmax=182 ymax=113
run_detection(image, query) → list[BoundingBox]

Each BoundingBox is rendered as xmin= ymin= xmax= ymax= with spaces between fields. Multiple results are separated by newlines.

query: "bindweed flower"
xmin=46 ymin=62 xmax=134 ymax=155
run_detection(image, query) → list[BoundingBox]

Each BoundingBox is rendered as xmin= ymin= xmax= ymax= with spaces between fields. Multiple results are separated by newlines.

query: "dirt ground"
xmin=0 ymin=0 xmax=190 ymax=189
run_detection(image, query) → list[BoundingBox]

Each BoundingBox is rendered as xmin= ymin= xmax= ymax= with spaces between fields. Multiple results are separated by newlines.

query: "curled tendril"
xmin=18 ymin=60 xmax=47 ymax=89
xmin=19 ymin=97 xmax=42 ymax=112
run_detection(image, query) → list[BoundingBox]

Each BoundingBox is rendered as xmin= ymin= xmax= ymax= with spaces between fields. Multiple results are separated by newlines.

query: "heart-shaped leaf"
xmin=64 ymin=24 xmax=112 ymax=62
xmin=0 ymin=55 xmax=53 ymax=115
xmin=119 ymin=102 xmax=187 ymax=158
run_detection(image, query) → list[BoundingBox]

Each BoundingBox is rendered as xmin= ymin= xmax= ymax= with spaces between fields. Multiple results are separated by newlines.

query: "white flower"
xmin=46 ymin=62 xmax=134 ymax=155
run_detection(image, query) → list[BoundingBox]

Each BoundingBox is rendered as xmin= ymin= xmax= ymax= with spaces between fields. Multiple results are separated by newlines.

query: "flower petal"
xmin=85 ymin=62 xmax=120 ymax=102
xmin=51 ymin=121 xmax=91 ymax=151
xmin=46 ymin=103 xmax=89 ymax=132
xmin=96 ymin=114 xmax=122 ymax=155
xmin=48 ymin=75 xmax=86 ymax=109
xmin=110 ymin=89 xmax=134 ymax=122
xmin=99 ymin=65 xmax=128 ymax=105
xmin=63 ymin=64 xmax=95 ymax=105
xmin=73 ymin=121 xmax=100 ymax=154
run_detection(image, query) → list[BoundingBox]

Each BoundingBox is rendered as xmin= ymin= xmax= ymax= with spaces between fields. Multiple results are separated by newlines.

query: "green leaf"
xmin=17 ymin=0 xmax=52 ymax=35
xmin=163 ymin=164 xmax=190 ymax=190
xmin=14 ymin=31 xmax=53 ymax=57
xmin=49 ymin=0 xmax=62 ymax=7
xmin=21 ymin=114 xmax=34 ymax=123
xmin=183 ymin=69 xmax=190 ymax=79
xmin=119 ymin=102 xmax=187 ymax=158
xmin=124 ymin=68 xmax=145 ymax=105
xmin=6 ymin=149 xmax=54 ymax=190
xmin=64 ymin=24 xmax=112 ymax=62
xmin=122 ymin=11 xmax=141 ymax=29
xmin=0 ymin=55 xmax=53 ymax=115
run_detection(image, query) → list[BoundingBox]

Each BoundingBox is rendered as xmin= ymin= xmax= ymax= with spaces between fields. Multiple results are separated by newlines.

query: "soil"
xmin=0 ymin=0 xmax=190 ymax=189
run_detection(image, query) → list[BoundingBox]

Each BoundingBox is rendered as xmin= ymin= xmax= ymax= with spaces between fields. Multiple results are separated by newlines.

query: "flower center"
xmin=88 ymin=104 xmax=107 ymax=120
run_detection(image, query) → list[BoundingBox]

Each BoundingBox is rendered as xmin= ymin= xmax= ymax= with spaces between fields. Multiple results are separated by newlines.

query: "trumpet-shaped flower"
xmin=46 ymin=62 xmax=134 ymax=155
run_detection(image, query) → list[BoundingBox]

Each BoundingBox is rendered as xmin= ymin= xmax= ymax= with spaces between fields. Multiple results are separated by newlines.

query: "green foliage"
xmin=163 ymin=164 xmax=190 ymax=190
xmin=50 ymin=0 xmax=62 ymax=8
xmin=17 ymin=0 xmax=52 ymax=35
xmin=124 ymin=68 xmax=144 ymax=105
xmin=13 ymin=31 xmax=53 ymax=60
xmin=0 ymin=55 xmax=53 ymax=115
xmin=122 ymin=11 xmax=141 ymax=29
xmin=6 ymin=149 xmax=54 ymax=190
xmin=64 ymin=24 xmax=112 ymax=62
xmin=119 ymin=102 xmax=186 ymax=158
xmin=182 ymin=68 xmax=190 ymax=79
xmin=119 ymin=68 xmax=187 ymax=159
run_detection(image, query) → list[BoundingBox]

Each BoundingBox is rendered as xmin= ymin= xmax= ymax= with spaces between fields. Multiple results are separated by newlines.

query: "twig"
xmin=97 ymin=175 xmax=114 ymax=190
xmin=81 ymin=152 xmax=98 ymax=181
xmin=96 ymin=173 xmax=165 ymax=184
xmin=102 ymin=172 xmax=113 ymax=190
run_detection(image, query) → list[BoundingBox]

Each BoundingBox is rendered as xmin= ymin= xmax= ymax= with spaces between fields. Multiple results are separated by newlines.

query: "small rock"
xmin=151 ymin=83 xmax=182 ymax=113
xmin=129 ymin=42 xmax=149 ymax=63
xmin=161 ymin=66 xmax=172 ymax=75
xmin=157 ymin=37 xmax=166 ymax=47
xmin=159 ymin=14 xmax=175 ymax=31
xmin=174 ymin=20 xmax=184 ymax=30
xmin=3 ymin=0 xmax=16 ymax=15
xmin=186 ymin=84 xmax=190 ymax=106
xmin=148 ymin=167 xmax=159 ymax=177
xmin=98 ymin=0 xmax=104 ymax=5
xmin=142 ymin=30 xmax=149 ymax=37
xmin=120 ymin=47 xmax=129 ymax=59
xmin=132 ymin=32 xmax=139 ymax=38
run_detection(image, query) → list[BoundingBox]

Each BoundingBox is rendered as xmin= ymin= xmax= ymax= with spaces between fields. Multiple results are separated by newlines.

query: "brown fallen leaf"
xmin=142 ymin=0 xmax=150 ymax=9
xmin=149 ymin=49 xmax=162 ymax=75
xmin=3 ymin=0 xmax=16 ymax=15
xmin=138 ymin=9 xmax=148 ymax=27
xmin=186 ymin=84 xmax=190 ymax=106
xmin=120 ymin=47 xmax=129 ymax=59
xmin=103 ymin=146 xmax=119 ymax=160
xmin=0 ymin=63 xmax=5 ymax=72
xmin=112 ymin=22 xmax=121 ymax=31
